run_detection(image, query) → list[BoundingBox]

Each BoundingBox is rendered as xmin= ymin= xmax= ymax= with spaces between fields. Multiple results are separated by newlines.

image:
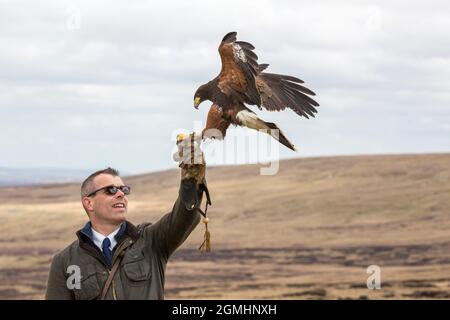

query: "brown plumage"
xmin=194 ymin=31 xmax=319 ymax=151
xmin=203 ymin=104 xmax=231 ymax=140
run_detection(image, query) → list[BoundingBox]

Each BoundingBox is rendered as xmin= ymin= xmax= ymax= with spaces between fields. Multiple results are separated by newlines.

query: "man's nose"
xmin=115 ymin=190 xmax=125 ymax=197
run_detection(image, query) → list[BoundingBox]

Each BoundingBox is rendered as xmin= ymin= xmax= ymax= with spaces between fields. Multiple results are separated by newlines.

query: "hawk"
xmin=194 ymin=31 xmax=319 ymax=151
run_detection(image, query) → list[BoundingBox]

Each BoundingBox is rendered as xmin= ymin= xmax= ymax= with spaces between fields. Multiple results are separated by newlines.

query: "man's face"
xmin=83 ymin=174 xmax=128 ymax=225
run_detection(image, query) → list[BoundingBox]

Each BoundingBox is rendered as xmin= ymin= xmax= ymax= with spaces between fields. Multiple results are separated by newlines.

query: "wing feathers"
xmin=235 ymin=41 xmax=255 ymax=50
xmin=218 ymin=32 xmax=261 ymax=106
xmin=261 ymin=72 xmax=305 ymax=84
xmin=257 ymin=70 xmax=319 ymax=119
xmin=283 ymin=80 xmax=317 ymax=98
xmin=222 ymin=32 xmax=237 ymax=43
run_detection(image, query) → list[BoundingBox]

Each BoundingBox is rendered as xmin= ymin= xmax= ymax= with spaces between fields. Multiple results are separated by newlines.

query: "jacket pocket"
xmin=123 ymin=250 xmax=151 ymax=285
xmin=73 ymin=263 xmax=100 ymax=300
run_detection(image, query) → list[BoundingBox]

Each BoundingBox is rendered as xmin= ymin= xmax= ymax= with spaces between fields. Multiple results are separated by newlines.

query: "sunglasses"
xmin=86 ymin=185 xmax=131 ymax=197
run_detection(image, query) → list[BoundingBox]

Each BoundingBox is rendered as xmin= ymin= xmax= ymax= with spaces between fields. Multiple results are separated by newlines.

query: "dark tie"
xmin=102 ymin=238 xmax=113 ymax=268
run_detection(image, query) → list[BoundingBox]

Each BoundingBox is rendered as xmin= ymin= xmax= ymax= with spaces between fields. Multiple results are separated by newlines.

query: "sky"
xmin=0 ymin=0 xmax=449 ymax=174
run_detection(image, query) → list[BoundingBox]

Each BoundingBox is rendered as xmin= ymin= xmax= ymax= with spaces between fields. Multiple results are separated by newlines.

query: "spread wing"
xmin=256 ymin=65 xmax=319 ymax=119
xmin=217 ymin=32 xmax=261 ymax=106
xmin=203 ymin=104 xmax=231 ymax=139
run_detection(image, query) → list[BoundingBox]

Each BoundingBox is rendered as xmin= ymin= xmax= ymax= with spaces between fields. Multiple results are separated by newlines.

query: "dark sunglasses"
xmin=86 ymin=185 xmax=131 ymax=197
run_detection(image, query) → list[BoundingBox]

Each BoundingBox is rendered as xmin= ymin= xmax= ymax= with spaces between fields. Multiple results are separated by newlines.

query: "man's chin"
xmin=111 ymin=210 xmax=127 ymax=222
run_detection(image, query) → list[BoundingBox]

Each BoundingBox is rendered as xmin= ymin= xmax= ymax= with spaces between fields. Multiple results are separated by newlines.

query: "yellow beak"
xmin=194 ymin=97 xmax=201 ymax=109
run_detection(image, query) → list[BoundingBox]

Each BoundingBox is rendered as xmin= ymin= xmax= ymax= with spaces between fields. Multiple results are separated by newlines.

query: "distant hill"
xmin=0 ymin=167 xmax=94 ymax=187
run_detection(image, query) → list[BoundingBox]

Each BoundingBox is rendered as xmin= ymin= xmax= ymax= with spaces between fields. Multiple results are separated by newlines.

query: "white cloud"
xmin=0 ymin=0 xmax=449 ymax=173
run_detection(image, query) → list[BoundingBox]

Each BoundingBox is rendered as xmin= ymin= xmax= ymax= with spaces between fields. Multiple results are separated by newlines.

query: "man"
xmin=46 ymin=134 xmax=208 ymax=300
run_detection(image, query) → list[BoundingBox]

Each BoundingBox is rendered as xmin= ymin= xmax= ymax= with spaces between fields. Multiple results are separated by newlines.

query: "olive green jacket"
xmin=45 ymin=179 xmax=204 ymax=300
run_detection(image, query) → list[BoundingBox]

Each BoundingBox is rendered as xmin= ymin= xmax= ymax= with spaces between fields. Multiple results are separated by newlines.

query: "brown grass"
xmin=1 ymin=153 xmax=449 ymax=299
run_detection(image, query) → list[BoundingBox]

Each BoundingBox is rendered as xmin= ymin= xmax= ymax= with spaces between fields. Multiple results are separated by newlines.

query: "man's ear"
xmin=82 ymin=197 xmax=94 ymax=213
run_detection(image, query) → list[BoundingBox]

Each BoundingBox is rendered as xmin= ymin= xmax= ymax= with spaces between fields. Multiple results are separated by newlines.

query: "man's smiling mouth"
xmin=112 ymin=203 xmax=125 ymax=208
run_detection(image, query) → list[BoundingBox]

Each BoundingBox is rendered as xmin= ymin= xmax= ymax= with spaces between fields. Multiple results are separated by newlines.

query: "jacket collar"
xmin=79 ymin=221 xmax=128 ymax=243
xmin=77 ymin=220 xmax=140 ymax=244
xmin=77 ymin=220 xmax=139 ymax=254
xmin=76 ymin=220 xmax=140 ymax=269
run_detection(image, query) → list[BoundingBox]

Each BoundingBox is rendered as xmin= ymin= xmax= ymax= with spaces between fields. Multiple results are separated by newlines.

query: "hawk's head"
xmin=193 ymin=83 xmax=211 ymax=109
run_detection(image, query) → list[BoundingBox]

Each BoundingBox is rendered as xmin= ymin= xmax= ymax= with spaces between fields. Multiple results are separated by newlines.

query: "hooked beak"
xmin=194 ymin=97 xmax=201 ymax=109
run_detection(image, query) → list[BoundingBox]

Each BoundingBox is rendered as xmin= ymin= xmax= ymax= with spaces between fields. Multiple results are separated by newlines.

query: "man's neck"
xmin=91 ymin=222 xmax=122 ymax=237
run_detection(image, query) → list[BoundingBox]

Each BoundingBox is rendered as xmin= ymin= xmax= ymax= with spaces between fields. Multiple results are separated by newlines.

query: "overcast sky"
xmin=1 ymin=0 xmax=449 ymax=174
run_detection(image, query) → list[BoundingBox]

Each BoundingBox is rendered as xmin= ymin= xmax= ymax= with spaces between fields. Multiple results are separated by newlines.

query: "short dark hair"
xmin=81 ymin=167 xmax=120 ymax=197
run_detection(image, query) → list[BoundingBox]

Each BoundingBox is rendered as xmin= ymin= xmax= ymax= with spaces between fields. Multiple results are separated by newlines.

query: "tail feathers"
xmin=235 ymin=110 xmax=297 ymax=151
xmin=264 ymin=121 xmax=297 ymax=151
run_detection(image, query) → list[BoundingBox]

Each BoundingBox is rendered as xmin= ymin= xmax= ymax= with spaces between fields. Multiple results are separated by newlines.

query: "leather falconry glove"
xmin=173 ymin=132 xmax=212 ymax=252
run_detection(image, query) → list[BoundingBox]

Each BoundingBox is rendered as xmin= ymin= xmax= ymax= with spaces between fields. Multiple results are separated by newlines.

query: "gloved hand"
xmin=173 ymin=132 xmax=206 ymax=185
xmin=173 ymin=132 xmax=212 ymax=252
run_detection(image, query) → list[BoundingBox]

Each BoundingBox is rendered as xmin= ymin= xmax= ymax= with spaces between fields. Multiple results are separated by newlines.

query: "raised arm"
xmin=147 ymin=133 xmax=209 ymax=261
